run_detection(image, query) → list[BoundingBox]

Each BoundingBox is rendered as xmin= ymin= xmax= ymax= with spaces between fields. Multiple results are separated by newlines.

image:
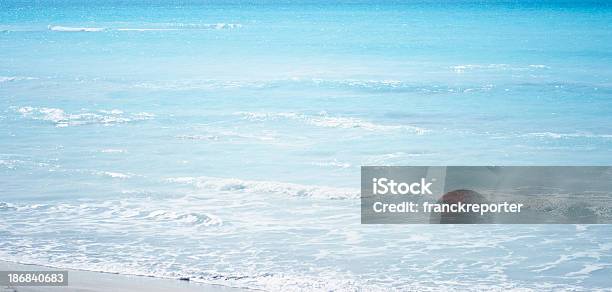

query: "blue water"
xmin=1 ymin=1 xmax=612 ymax=291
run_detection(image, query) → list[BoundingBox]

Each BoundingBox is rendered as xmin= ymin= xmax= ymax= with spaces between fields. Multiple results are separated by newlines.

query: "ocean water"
xmin=1 ymin=0 xmax=612 ymax=290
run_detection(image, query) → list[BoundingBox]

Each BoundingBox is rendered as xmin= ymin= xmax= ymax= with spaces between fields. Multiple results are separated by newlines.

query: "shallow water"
xmin=1 ymin=1 xmax=612 ymax=290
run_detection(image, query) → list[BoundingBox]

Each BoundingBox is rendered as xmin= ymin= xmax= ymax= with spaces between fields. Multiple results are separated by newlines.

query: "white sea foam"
xmin=48 ymin=25 xmax=106 ymax=32
xmin=1 ymin=196 xmax=607 ymax=291
xmin=176 ymin=129 xmax=282 ymax=143
xmin=130 ymin=78 xmax=490 ymax=94
xmin=525 ymin=132 xmax=612 ymax=139
xmin=166 ymin=176 xmax=359 ymax=199
xmin=98 ymin=109 xmax=124 ymax=115
xmin=310 ymin=159 xmax=352 ymax=169
xmin=129 ymin=23 xmax=242 ymax=30
xmin=0 ymin=200 xmax=221 ymax=227
xmin=306 ymin=78 xmax=496 ymax=94
xmin=176 ymin=134 xmax=220 ymax=141
xmin=131 ymin=79 xmax=267 ymax=90
xmin=49 ymin=23 xmax=241 ymax=32
xmin=565 ymin=264 xmax=606 ymax=277
xmin=197 ymin=272 xmax=377 ymax=292
xmin=116 ymin=28 xmax=182 ymax=31
xmin=311 ymin=78 xmax=405 ymax=90
xmin=236 ymin=111 xmax=428 ymax=134
xmin=0 ymin=76 xmax=37 ymax=83
xmin=204 ymin=23 xmax=242 ymax=29
xmin=99 ymin=171 xmax=132 ymax=179
xmin=145 ymin=210 xmax=222 ymax=226
xmin=451 ymin=64 xmax=549 ymax=73
xmin=15 ymin=106 xmax=154 ymax=127
xmin=575 ymin=224 xmax=588 ymax=232
xmin=0 ymin=202 xmax=17 ymax=210
xmin=0 ymin=159 xmax=22 ymax=170
xmin=530 ymin=249 xmax=607 ymax=273
xmin=100 ymin=149 xmax=127 ymax=153
xmin=363 ymin=151 xmax=435 ymax=165
xmin=529 ymin=64 xmax=550 ymax=69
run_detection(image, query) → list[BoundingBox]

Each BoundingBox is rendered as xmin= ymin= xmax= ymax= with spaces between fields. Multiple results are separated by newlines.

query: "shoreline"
xmin=0 ymin=260 xmax=247 ymax=292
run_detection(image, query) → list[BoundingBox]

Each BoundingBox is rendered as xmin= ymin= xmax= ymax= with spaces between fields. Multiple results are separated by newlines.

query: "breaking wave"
xmin=310 ymin=159 xmax=352 ymax=169
xmin=166 ymin=176 xmax=359 ymax=200
xmin=236 ymin=111 xmax=428 ymax=134
xmin=48 ymin=25 xmax=106 ymax=32
xmin=14 ymin=106 xmax=154 ymax=127
xmin=0 ymin=200 xmax=222 ymax=227
xmin=144 ymin=210 xmax=222 ymax=226
xmin=97 ymin=171 xmax=133 ymax=179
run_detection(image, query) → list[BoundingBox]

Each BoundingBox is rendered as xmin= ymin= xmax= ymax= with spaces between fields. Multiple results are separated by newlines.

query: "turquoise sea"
xmin=1 ymin=1 xmax=611 ymax=290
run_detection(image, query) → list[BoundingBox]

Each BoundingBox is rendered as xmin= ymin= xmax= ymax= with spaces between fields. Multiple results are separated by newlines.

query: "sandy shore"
xmin=0 ymin=261 xmax=246 ymax=292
